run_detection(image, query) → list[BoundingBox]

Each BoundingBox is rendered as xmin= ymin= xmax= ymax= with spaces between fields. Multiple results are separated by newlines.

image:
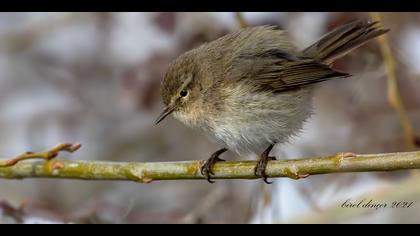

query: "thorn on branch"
xmin=334 ymin=152 xmax=357 ymax=167
xmin=283 ymin=164 xmax=309 ymax=180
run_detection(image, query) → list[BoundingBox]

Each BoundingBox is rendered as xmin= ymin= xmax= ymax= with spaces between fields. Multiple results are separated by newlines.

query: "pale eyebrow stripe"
xmin=169 ymin=74 xmax=193 ymax=105
xmin=180 ymin=74 xmax=193 ymax=91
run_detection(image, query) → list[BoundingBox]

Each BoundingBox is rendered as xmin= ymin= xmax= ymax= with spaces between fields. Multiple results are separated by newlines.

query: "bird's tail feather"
xmin=301 ymin=19 xmax=390 ymax=65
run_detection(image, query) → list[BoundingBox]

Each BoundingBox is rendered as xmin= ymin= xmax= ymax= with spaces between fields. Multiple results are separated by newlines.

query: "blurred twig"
xmin=1 ymin=151 xmax=420 ymax=182
xmin=235 ymin=13 xmax=248 ymax=28
xmin=0 ymin=201 xmax=24 ymax=223
xmin=0 ymin=13 xmax=79 ymax=52
xmin=179 ymin=187 xmax=226 ymax=223
xmin=370 ymin=12 xmax=417 ymax=150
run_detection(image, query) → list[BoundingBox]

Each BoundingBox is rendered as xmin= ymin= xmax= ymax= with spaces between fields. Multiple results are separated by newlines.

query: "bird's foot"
xmin=255 ymin=155 xmax=276 ymax=184
xmin=254 ymin=144 xmax=276 ymax=184
xmin=200 ymin=148 xmax=227 ymax=183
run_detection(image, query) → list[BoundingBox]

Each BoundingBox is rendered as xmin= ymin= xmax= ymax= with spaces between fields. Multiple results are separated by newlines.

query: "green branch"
xmin=1 ymin=148 xmax=420 ymax=183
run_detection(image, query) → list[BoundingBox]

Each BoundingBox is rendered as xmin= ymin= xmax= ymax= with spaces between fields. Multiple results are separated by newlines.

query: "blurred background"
xmin=0 ymin=12 xmax=419 ymax=224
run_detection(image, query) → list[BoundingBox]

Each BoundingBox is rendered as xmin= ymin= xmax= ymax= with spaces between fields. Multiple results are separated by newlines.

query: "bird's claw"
xmin=255 ymin=156 xmax=276 ymax=184
xmin=200 ymin=148 xmax=227 ymax=183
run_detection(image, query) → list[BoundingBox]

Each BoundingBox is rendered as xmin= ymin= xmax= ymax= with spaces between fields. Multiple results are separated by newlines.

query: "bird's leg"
xmin=255 ymin=143 xmax=276 ymax=184
xmin=200 ymin=148 xmax=228 ymax=183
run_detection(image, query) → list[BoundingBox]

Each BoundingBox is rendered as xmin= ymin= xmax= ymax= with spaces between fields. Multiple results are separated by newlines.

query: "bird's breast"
xmin=210 ymin=86 xmax=314 ymax=154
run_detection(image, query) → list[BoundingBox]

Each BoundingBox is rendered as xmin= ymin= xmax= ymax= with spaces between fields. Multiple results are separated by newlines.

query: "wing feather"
xmin=223 ymin=26 xmax=350 ymax=93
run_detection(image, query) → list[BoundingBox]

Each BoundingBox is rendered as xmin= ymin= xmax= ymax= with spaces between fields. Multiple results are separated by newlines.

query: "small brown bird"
xmin=155 ymin=19 xmax=389 ymax=183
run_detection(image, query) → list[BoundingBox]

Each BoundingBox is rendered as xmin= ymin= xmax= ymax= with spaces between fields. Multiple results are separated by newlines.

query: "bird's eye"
xmin=180 ymin=89 xmax=188 ymax=97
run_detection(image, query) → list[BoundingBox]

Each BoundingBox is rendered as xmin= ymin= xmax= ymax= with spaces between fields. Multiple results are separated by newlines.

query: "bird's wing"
xmin=227 ymin=50 xmax=349 ymax=93
xmin=218 ymin=26 xmax=350 ymax=93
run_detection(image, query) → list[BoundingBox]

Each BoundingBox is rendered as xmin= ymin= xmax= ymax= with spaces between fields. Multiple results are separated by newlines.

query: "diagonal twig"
xmin=0 ymin=143 xmax=81 ymax=168
xmin=370 ymin=12 xmax=417 ymax=150
xmin=235 ymin=12 xmax=248 ymax=29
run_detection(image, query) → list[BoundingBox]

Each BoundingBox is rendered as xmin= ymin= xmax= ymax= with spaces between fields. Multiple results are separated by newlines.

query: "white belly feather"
xmin=210 ymin=87 xmax=313 ymax=155
xmin=174 ymin=83 xmax=314 ymax=155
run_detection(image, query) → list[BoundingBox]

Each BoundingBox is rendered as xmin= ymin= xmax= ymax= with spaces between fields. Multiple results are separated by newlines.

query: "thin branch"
xmin=1 ymin=151 xmax=420 ymax=183
xmin=235 ymin=12 xmax=248 ymax=28
xmin=179 ymin=187 xmax=226 ymax=223
xmin=0 ymin=13 xmax=79 ymax=52
xmin=0 ymin=143 xmax=81 ymax=167
xmin=0 ymin=201 xmax=25 ymax=223
xmin=370 ymin=12 xmax=417 ymax=150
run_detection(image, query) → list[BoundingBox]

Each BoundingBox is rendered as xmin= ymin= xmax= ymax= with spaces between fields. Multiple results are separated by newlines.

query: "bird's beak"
xmin=154 ymin=105 xmax=176 ymax=125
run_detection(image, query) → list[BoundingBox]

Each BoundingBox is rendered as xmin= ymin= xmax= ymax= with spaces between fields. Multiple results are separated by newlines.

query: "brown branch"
xmin=235 ymin=12 xmax=248 ymax=28
xmin=0 ymin=201 xmax=25 ymax=223
xmin=370 ymin=12 xmax=417 ymax=150
xmin=0 ymin=143 xmax=81 ymax=168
